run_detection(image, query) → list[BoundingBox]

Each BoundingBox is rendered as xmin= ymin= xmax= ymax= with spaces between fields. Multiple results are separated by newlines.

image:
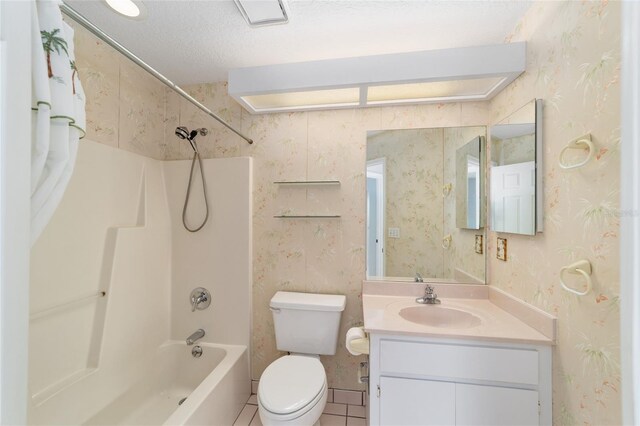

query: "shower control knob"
xmin=190 ymin=287 xmax=211 ymax=312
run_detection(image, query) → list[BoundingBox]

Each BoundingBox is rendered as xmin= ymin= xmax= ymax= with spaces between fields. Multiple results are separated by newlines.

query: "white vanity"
xmin=363 ymin=281 xmax=555 ymax=426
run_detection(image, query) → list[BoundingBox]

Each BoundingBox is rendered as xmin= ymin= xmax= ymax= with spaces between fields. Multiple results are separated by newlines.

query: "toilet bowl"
xmin=257 ymin=291 xmax=346 ymax=426
xmin=258 ymin=355 xmax=327 ymax=426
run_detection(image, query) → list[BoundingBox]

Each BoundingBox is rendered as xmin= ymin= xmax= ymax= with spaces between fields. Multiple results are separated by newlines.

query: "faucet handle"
xmin=425 ymin=285 xmax=435 ymax=295
xmin=415 ymin=272 xmax=423 ymax=283
xmin=190 ymin=287 xmax=211 ymax=312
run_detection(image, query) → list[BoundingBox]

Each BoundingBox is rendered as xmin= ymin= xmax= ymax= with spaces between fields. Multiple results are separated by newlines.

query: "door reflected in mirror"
xmin=490 ymin=99 xmax=543 ymax=236
xmin=366 ymin=127 xmax=486 ymax=284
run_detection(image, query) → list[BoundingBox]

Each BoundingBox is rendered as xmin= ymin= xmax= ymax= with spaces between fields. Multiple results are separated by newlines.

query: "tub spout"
xmin=186 ymin=329 xmax=205 ymax=346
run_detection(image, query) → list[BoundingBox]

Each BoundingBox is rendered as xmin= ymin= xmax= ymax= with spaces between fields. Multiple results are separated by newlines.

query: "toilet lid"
xmin=258 ymin=356 xmax=326 ymax=415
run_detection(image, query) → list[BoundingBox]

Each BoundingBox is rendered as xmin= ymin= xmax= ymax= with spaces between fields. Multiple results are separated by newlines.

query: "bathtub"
xmin=85 ymin=341 xmax=249 ymax=426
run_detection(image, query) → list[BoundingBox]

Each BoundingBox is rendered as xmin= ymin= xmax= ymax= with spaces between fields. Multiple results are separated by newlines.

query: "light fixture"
xmin=233 ymin=0 xmax=289 ymax=27
xmin=229 ymin=43 xmax=526 ymax=114
xmin=104 ymin=0 xmax=146 ymax=19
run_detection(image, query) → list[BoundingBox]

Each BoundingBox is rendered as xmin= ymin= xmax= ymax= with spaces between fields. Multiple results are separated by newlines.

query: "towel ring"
xmin=560 ymin=259 xmax=592 ymax=296
xmin=442 ymin=234 xmax=452 ymax=249
xmin=559 ymin=134 xmax=594 ymax=170
xmin=442 ymin=183 xmax=453 ymax=196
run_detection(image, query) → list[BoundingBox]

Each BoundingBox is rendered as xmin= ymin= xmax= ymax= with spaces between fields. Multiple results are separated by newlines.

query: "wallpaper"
xmin=489 ymin=1 xmax=621 ymax=425
xmin=68 ymin=2 xmax=622 ymax=422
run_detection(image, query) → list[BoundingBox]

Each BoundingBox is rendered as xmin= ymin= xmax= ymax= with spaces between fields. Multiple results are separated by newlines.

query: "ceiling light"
xmin=242 ymin=88 xmax=360 ymax=112
xmin=104 ymin=0 xmax=146 ymax=19
xmin=367 ymin=77 xmax=507 ymax=105
xmin=229 ymin=43 xmax=526 ymax=114
xmin=234 ymin=0 xmax=289 ymax=27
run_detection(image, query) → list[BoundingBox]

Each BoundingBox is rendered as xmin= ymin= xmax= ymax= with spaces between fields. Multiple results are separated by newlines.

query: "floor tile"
xmin=334 ymin=389 xmax=362 ymax=406
xmin=234 ymin=405 xmax=258 ymax=426
xmin=249 ymin=410 xmax=263 ymax=426
xmin=319 ymin=414 xmax=347 ymax=426
xmin=346 ymin=416 xmax=366 ymax=426
xmin=347 ymin=405 xmax=366 ymax=418
xmin=323 ymin=402 xmax=348 ymax=415
xmin=247 ymin=394 xmax=258 ymax=405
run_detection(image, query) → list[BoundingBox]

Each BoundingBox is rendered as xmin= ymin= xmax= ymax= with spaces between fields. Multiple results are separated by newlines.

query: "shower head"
xmin=175 ymin=126 xmax=190 ymax=140
xmin=174 ymin=126 xmax=208 ymax=153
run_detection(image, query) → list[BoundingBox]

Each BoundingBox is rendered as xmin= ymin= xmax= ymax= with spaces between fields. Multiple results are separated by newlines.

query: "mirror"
xmin=490 ymin=99 xmax=543 ymax=235
xmin=456 ymin=137 xmax=483 ymax=230
xmin=366 ymin=126 xmax=486 ymax=284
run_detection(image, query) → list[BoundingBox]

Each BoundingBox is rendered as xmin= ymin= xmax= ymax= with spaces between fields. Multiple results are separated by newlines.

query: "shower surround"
xmin=28 ymin=139 xmax=252 ymax=424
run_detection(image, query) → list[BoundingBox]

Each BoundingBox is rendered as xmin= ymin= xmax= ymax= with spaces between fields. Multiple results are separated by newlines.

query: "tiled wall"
xmin=67 ymin=19 xmax=167 ymax=159
xmin=70 ymin=2 xmax=622 ymax=421
xmin=488 ymin=2 xmax=621 ymax=425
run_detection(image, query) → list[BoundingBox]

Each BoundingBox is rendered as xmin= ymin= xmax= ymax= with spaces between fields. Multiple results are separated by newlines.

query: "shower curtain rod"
xmin=59 ymin=2 xmax=254 ymax=145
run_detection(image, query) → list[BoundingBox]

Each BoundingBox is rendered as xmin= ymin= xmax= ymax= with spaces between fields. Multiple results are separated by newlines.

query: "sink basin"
xmin=399 ymin=306 xmax=482 ymax=329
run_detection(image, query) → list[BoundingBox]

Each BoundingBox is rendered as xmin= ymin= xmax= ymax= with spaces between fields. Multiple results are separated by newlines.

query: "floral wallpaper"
xmin=489 ymin=1 xmax=621 ymax=425
xmin=70 ymin=2 xmax=622 ymax=422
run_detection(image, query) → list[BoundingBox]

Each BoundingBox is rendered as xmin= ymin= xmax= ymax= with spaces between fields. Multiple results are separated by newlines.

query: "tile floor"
xmin=233 ymin=394 xmax=367 ymax=426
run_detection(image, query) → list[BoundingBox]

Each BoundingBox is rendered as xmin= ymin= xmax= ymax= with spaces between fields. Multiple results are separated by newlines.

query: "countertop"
xmin=363 ymin=292 xmax=555 ymax=346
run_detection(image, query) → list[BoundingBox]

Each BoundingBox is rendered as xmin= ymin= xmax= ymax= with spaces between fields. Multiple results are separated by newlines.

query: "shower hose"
xmin=182 ymin=152 xmax=209 ymax=232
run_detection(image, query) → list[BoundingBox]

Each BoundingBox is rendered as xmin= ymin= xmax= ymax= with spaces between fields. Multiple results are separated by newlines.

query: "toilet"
xmin=258 ymin=291 xmax=346 ymax=426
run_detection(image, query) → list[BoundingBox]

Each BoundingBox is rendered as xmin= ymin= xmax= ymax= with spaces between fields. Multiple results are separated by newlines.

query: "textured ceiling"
xmin=65 ymin=0 xmax=532 ymax=85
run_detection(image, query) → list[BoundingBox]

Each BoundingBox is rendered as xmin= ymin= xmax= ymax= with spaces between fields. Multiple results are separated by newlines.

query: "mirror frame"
xmin=490 ymin=99 xmax=544 ymax=235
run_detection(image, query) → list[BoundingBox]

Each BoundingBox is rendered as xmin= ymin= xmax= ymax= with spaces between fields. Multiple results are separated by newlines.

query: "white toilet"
xmin=258 ymin=291 xmax=346 ymax=426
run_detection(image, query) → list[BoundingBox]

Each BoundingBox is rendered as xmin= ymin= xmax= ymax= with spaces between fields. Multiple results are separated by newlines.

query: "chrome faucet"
xmin=415 ymin=272 xmax=423 ymax=283
xmin=186 ymin=329 xmax=205 ymax=345
xmin=190 ymin=288 xmax=211 ymax=312
xmin=416 ymin=285 xmax=441 ymax=305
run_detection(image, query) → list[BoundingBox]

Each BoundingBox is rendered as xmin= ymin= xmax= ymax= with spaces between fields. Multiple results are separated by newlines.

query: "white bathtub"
xmin=85 ymin=341 xmax=249 ymax=426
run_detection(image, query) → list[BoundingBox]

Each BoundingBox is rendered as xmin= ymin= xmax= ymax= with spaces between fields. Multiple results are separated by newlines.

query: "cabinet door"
xmin=456 ymin=383 xmax=539 ymax=426
xmin=379 ymin=377 xmax=455 ymax=426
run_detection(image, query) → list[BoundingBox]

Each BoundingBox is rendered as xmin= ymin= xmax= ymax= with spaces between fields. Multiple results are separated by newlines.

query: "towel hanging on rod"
xmin=559 ymin=133 xmax=594 ymax=170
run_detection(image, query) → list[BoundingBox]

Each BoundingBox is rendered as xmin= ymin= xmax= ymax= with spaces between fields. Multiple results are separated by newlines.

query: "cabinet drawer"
xmin=379 ymin=339 xmax=539 ymax=385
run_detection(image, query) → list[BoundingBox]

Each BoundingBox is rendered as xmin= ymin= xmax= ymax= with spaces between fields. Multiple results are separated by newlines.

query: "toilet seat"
xmin=258 ymin=355 xmax=327 ymax=421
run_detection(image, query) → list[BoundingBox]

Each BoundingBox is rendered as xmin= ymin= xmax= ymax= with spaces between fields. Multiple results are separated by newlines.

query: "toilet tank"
xmin=270 ymin=291 xmax=346 ymax=355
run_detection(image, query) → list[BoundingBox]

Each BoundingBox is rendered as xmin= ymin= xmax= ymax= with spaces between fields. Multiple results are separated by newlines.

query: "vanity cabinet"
xmin=369 ymin=334 xmax=552 ymax=426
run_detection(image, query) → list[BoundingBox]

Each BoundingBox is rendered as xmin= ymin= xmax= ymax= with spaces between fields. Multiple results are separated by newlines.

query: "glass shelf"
xmin=274 ymin=215 xmax=341 ymax=218
xmin=273 ymin=180 xmax=340 ymax=186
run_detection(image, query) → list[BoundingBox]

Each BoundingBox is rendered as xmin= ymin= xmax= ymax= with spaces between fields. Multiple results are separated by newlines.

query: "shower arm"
xmin=59 ymin=2 xmax=254 ymax=145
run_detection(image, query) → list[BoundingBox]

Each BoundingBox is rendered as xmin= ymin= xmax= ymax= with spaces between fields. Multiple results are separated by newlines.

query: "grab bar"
xmin=30 ymin=291 xmax=106 ymax=321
